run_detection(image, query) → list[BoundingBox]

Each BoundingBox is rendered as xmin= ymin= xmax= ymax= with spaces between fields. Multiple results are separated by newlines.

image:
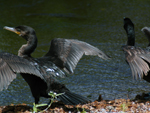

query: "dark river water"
xmin=1 ymin=0 xmax=150 ymax=106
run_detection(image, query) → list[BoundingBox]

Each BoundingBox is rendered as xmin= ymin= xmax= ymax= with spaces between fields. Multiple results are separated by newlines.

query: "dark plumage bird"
xmin=1 ymin=25 xmax=110 ymax=105
xmin=122 ymin=17 xmax=150 ymax=82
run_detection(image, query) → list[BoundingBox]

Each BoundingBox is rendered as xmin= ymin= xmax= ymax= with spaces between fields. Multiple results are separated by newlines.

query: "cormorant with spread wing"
xmin=122 ymin=17 xmax=150 ymax=82
xmin=1 ymin=25 xmax=110 ymax=105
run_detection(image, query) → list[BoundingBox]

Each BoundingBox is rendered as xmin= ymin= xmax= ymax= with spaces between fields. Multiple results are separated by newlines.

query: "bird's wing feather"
xmin=33 ymin=58 xmax=66 ymax=78
xmin=0 ymin=52 xmax=42 ymax=91
xmin=44 ymin=38 xmax=110 ymax=74
xmin=122 ymin=46 xmax=150 ymax=80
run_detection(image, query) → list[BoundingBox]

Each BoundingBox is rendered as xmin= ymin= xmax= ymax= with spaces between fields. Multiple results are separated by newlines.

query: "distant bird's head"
xmin=123 ymin=17 xmax=134 ymax=31
xmin=141 ymin=27 xmax=150 ymax=38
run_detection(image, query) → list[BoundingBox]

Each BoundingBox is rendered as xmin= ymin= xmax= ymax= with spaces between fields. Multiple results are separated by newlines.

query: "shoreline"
xmin=1 ymin=94 xmax=150 ymax=113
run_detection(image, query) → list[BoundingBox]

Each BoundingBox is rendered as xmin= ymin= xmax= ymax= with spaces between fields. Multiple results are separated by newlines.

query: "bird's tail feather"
xmin=59 ymin=91 xmax=90 ymax=105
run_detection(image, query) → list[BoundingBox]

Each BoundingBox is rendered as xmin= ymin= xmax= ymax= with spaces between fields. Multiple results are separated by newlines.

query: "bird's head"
xmin=4 ymin=25 xmax=36 ymax=41
xmin=123 ymin=17 xmax=134 ymax=31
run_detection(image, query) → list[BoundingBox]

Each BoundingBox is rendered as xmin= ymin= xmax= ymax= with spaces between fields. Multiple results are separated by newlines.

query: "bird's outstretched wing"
xmin=0 ymin=52 xmax=42 ymax=91
xmin=122 ymin=45 xmax=150 ymax=80
xmin=45 ymin=38 xmax=110 ymax=74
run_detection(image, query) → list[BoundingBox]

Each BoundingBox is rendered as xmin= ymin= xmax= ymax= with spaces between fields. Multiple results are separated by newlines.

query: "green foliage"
xmin=32 ymin=103 xmax=47 ymax=112
xmin=81 ymin=108 xmax=87 ymax=113
xmin=48 ymin=91 xmax=64 ymax=99
xmin=44 ymin=91 xmax=64 ymax=111
xmin=77 ymin=107 xmax=87 ymax=113
xmin=120 ymin=103 xmax=128 ymax=112
xmin=31 ymin=91 xmax=64 ymax=112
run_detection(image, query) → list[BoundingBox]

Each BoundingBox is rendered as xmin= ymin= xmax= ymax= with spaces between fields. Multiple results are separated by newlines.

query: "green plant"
xmin=32 ymin=91 xmax=64 ymax=112
xmin=32 ymin=103 xmax=47 ymax=112
xmin=45 ymin=91 xmax=64 ymax=111
xmin=81 ymin=108 xmax=87 ymax=113
xmin=120 ymin=103 xmax=128 ymax=112
xmin=77 ymin=107 xmax=87 ymax=113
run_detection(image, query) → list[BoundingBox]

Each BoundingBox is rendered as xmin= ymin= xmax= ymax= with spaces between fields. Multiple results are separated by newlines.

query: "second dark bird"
xmin=122 ymin=17 xmax=150 ymax=82
xmin=0 ymin=25 xmax=110 ymax=105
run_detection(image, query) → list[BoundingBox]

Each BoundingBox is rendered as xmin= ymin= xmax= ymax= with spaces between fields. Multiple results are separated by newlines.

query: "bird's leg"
xmin=34 ymin=97 xmax=39 ymax=104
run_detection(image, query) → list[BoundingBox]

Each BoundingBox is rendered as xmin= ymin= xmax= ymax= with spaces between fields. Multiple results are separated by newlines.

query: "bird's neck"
xmin=18 ymin=35 xmax=37 ymax=57
xmin=127 ymin=36 xmax=135 ymax=46
xmin=126 ymin=26 xmax=135 ymax=46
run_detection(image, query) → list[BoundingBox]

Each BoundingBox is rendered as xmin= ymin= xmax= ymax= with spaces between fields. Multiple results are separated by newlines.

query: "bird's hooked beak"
xmin=4 ymin=26 xmax=21 ymax=35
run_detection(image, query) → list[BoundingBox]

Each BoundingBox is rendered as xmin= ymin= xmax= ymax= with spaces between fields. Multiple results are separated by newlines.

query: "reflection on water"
xmin=1 ymin=0 xmax=150 ymax=105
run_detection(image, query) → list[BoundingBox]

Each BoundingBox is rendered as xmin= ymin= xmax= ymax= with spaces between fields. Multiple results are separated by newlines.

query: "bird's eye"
xmin=16 ymin=29 xmax=21 ymax=32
